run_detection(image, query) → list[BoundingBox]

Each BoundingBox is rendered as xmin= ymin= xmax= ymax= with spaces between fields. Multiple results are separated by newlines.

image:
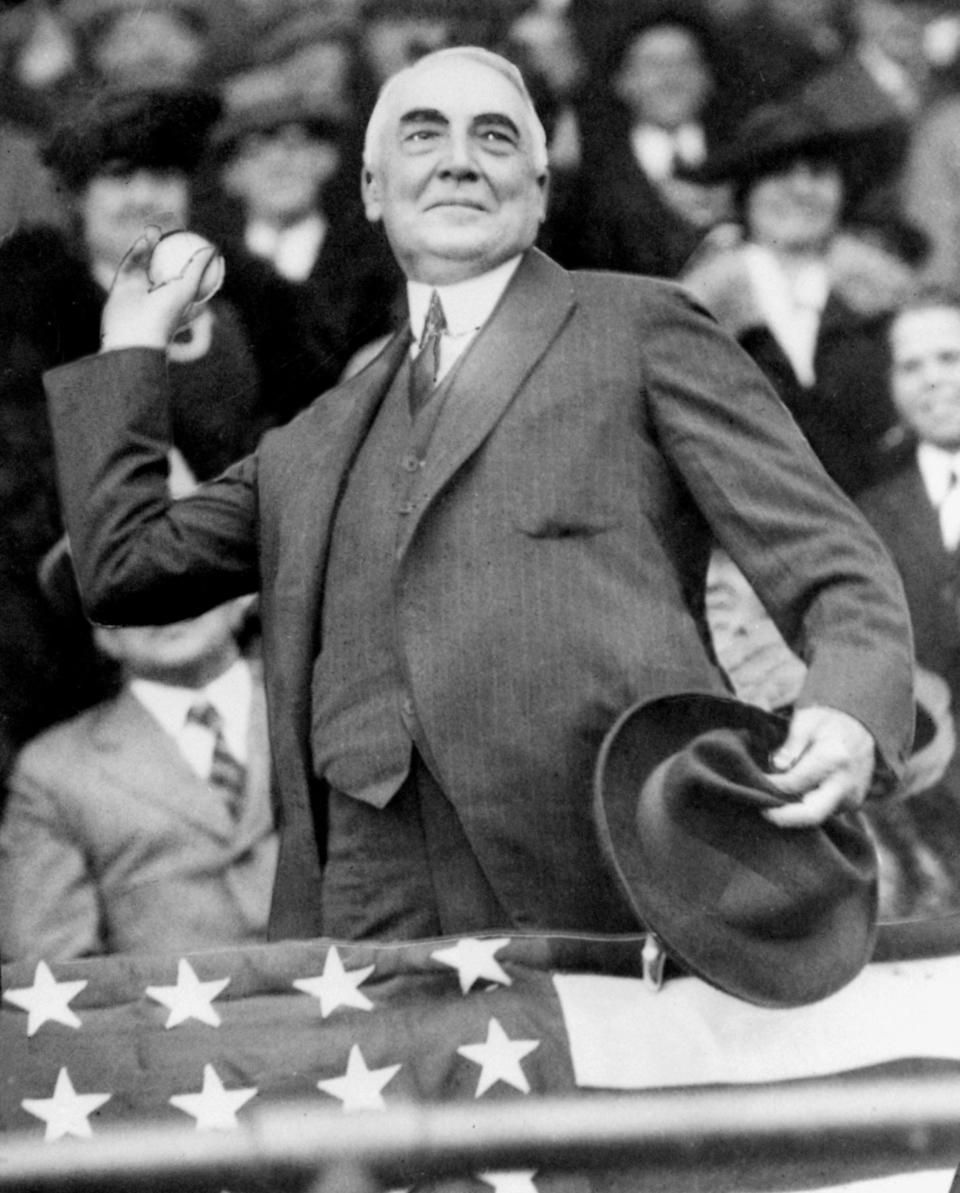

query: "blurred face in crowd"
xmin=362 ymin=52 xmax=548 ymax=285
xmin=746 ymin=155 xmax=843 ymax=253
xmin=855 ymin=0 xmax=932 ymax=75
xmin=280 ymin=42 xmax=354 ymax=121
xmin=224 ymin=123 xmax=341 ymax=226
xmin=613 ymin=24 xmax=712 ymax=130
xmin=80 ymin=164 xmax=190 ymax=271
xmin=363 ymin=15 xmax=451 ymax=86
xmin=508 ymin=10 xmax=585 ymax=98
xmin=91 ymin=11 xmax=205 ymax=86
xmin=94 ymin=601 xmax=244 ymax=687
xmin=890 ymin=305 xmax=960 ymax=451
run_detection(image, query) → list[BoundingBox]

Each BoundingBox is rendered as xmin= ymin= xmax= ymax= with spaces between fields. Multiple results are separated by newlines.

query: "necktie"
xmin=409 ymin=290 xmax=447 ymax=417
xmin=187 ymin=700 xmax=246 ymax=819
xmin=941 ymin=468 xmax=960 ymax=552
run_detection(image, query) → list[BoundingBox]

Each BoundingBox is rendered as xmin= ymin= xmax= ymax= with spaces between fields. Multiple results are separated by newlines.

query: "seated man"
xmin=0 ymin=443 xmax=276 ymax=963
xmin=0 ymin=566 xmax=277 ymax=965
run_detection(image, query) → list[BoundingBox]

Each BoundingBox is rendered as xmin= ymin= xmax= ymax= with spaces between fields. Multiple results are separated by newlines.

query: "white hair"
xmin=362 ymin=46 xmax=549 ymax=176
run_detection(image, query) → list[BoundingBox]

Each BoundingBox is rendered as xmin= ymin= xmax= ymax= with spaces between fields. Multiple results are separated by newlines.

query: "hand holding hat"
xmin=765 ymin=704 xmax=877 ymax=828
xmin=100 ymin=228 xmax=223 ymax=352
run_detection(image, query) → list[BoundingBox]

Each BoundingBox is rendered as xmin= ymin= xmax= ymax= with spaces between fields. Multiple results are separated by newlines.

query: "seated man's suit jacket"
xmin=0 ymin=675 xmax=277 ymax=964
xmin=45 ymin=249 xmax=915 ymax=941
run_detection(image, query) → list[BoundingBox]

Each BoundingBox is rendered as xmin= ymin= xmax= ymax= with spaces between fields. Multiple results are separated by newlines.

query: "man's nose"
xmin=438 ymin=130 xmax=479 ymax=178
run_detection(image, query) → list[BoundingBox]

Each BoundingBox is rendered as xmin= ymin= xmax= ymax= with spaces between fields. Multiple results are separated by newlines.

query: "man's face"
xmin=80 ymin=166 xmax=189 ymax=270
xmin=224 ymin=123 xmax=340 ymax=224
xmin=362 ymin=56 xmax=548 ymax=285
xmin=890 ymin=306 xmax=960 ymax=450
xmin=94 ymin=601 xmax=244 ymax=686
xmin=613 ymin=25 xmax=712 ymax=130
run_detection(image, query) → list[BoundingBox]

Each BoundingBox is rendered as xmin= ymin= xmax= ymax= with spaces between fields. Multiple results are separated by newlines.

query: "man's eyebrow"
xmin=472 ymin=113 xmax=521 ymax=138
xmin=399 ymin=108 xmax=449 ymax=128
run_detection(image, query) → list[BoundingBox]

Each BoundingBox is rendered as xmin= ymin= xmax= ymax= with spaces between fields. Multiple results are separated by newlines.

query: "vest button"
xmin=397 ymin=500 xmax=415 ymax=515
xmin=400 ymin=695 xmax=415 ymax=720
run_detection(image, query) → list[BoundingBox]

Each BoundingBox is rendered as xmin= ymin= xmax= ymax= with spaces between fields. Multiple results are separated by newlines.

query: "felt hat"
xmin=42 ymin=86 xmax=221 ymax=190
xmin=593 ymin=691 xmax=879 ymax=1007
xmin=682 ymin=97 xmax=877 ymax=186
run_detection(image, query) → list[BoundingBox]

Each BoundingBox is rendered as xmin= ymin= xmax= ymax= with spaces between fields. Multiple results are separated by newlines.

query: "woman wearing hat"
xmin=0 ymin=88 xmax=268 ymax=792
xmin=681 ymin=96 xmax=916 ymax=498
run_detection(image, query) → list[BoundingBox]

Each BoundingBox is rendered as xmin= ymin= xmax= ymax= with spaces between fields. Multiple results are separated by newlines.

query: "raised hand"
xmin=100 ymin=229 xmax=219 ymax=352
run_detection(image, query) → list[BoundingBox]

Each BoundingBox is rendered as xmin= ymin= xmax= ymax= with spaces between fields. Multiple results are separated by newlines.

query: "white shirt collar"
xmin=245 ymin=213 xmax=327 ymax=282
xmin=130 ymin=656 xmax=252 ymax=764
xmin=917 ymin=441 xmax=960 ymax=507
xmin=407 ymin=255 xmax=522 ymax=344
xmin=743 ymin=245 xmax=829 ymax=386
xmin=631 ymin=123 xmax=706 ymax=181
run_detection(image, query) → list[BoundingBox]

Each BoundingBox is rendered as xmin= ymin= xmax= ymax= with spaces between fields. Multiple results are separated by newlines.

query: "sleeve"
xmin=0 ymin=769 xmax=103 ymax=965
xmin=44 ymin=348 xmax=261 ymax=627
xmin=639 ymin=283 xmax=915 ymax=779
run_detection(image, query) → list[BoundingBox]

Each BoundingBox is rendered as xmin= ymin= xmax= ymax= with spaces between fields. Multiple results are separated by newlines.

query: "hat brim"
xmin=594 ymin=692 xmax=879 ymax=1006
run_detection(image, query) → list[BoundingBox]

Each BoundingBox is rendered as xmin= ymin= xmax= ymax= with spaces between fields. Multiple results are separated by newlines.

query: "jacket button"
xmin=401 ymin=454 xmax=423 ymax=472
xmin=400 ymin=695 xmax=415 ymax=720
xmin=397 ymin=500 xmax=415 ymax=515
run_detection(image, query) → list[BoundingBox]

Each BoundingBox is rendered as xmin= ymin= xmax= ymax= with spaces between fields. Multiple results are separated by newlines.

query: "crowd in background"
xmin=4 ymin=0 xmax=960 ymax=961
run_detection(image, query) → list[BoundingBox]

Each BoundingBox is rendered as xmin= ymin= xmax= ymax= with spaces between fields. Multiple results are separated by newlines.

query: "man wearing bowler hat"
xmin=44 ymin=47 xmax=914 ymax=954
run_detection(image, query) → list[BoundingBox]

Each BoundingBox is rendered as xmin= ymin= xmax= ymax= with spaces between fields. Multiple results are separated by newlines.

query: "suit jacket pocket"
xmin=514 ymin=511 xmax=622 ymax=539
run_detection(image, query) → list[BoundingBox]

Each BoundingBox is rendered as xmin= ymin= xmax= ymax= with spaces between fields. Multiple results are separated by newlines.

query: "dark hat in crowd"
xmin=42 ymin=87 xmax=222 ymax=190
xmin=593 ymin=692 xmax=879 ymax=1007
xmin=683 ymin=97 xmax=878 ymax=185
xmin=211 ymin=94 xmax=344 ymax=160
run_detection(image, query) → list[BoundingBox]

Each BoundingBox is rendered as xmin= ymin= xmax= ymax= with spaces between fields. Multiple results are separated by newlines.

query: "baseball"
xmin=147 ymin=230 xmax=224 ymax=303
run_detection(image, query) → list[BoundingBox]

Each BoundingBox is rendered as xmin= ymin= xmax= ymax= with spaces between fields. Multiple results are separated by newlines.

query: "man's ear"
xmin=536 ymin=170 xmax=551 ymax=223
xmin=361 ymin=166 xmax=383 ymax=224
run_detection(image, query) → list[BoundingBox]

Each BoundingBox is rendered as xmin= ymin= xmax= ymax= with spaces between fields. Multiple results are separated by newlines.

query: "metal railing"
xmin=3 ymin=1073 xmax=960 ymax=1192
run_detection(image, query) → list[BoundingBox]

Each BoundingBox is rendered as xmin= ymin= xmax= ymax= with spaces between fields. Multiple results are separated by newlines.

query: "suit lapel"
xmin=876 ymin=461 xmax=956 ymax=580
xmin=396 ymin=249 xmax=576 ymax=560
xmin=91 ymin=690 xmax=236 ymax=841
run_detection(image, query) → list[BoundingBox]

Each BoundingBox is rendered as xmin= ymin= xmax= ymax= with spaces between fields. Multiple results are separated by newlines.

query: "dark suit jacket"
xmin=0 ymin=679 xmax=276 ymax=964
xmin=740 ymin=291 xmax=899 ymax=497
xmin=858 ymin=455 xmax=960 ymax=692
xmin=45 ymin=249 xmax=915 ymax=940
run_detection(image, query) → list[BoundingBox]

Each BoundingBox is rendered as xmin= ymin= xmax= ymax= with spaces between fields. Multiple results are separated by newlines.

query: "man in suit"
xmin=859 ymin=290 xmax=960 ymax=696
xmin=45 ymin=46 xmax=914 ymax=944
xmin=0 ymin=595 xmax=277 ymax=964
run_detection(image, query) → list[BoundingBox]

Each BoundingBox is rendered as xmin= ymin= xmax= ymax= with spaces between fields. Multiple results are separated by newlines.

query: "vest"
xmin=310 ymin=353 xmax=456 ymax=807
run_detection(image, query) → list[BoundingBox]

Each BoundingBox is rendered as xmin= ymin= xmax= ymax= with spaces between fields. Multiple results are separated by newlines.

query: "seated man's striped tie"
xmin=187 ymin=700 xmax=246 ymax=819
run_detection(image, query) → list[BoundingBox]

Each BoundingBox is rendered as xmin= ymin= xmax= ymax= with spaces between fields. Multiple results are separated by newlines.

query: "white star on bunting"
xmin=457 ymin=1016 xmax=540 ymax=1097
xmin=431 ymin=937 xmax=512 ymax=994
xmin=317 ymin=1044 xmax=401 ymax=1112
xmin=169 ymin=1063 xmax=257 ymax=1130
xmin=3 ymin=961 xmax=87 ymax=1037
xmin=21 ymin=1067 xmax=111 ymax=1141
xmin=479 ymin=1170 xmax=539 ymax=1193
xmin=145 ymin=958 xmax=229 ymax=1028
xmin=293 ymin=946 xmax=375 ymax=1017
